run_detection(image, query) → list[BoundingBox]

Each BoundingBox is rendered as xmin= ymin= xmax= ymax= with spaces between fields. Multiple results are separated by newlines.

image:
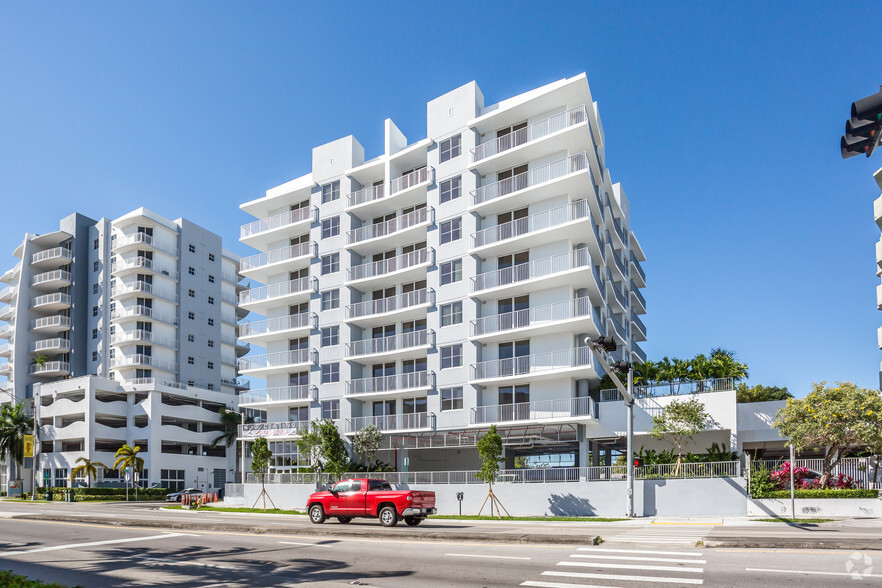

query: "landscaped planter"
xmin=748 ymin=497 xmax=881 ymax=517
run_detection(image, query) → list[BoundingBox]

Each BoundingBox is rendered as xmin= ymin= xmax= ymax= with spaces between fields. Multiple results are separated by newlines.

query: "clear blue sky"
xmin=2 ymin=2 xmax=881 ymax=396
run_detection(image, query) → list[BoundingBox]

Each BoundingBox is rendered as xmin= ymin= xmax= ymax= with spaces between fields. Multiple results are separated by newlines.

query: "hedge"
xmin=44 ymin=487 xmax=168 ymax=501
xmin=0 ymin=570 xmax=79 ymax=588
xmin=758 ymin=489 xmax=879 ymax=499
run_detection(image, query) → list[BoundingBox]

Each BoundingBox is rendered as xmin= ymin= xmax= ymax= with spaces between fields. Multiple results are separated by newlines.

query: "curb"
xmin=704 ymin=538 xmax=882 ymax=551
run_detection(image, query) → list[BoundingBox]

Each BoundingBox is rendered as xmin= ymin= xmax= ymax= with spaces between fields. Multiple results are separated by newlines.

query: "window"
xmin=321 ymin=363 xmax=340 ymax=383
xmin=321 ymin=253 xmax=339 ymax=275
xmin=188 ymin=380 xmax=194 ymax=386
xmin=92 ymin=328 xmax=98 ymax=340
xmin=439 ymin=176 xmax=461 ymax=203
xmin=188 ymin=357 xmax=195 ymax=365
xmin=440 ymin=218 xmax=462 ymax=244
xmin=189 ymin=244 xmax=196 ymax=253
xmin=92 ymin=351 xmax=98 ymax=362
xmin=188 ymin=334 xmax=195 ymax=343
xmin=93 ymin=238 xmax=99 ymax=250
xmin=208 ymin=253 xmax=215 ymax=262
xmin=208 ymin=274 xmax=215 ymax=283
xmin=440 ymin=301 xmax=463 ymax=327
xmin=188 ymin=266 xmax=195 ymax=276
xmin=207 ymin=296 xmax=214 ymax=305
xmin=440 ymin=134 xmax=461 ymax=162
xmin=54 ymin=468 xmax=68 ymax=488
xmin=207 ymin=340 xmax=214 ymax=348
xmin=321 ymin=326 xmax=339 ymax=347
xmin=207 ymin=361 xmax=214 ymax=369
xmin=92 ymin=306 xmax=99 ymax=317
xmin=322 ymin=399 xmax=340 ymax=420
xmin=321 ymin=216 xmax=340 ymax=239
xmin=188 ymin=311 xmax=195 ymax=320
xmin=188 ymin=289 xmax=195 ymax=298
xmin=441 ymin=344 xmax=463 ymax=369
xmin=440 ymin=259 xmax=462 ymax=285
xmin=321 ymin=180 xmax=340 ymax=204
xmin=207 ymin=384 xmax=214 ymax=390
xmin=321 ymin=289 xmax=340 ymax=310
xmin=93 ymin=261 xmax=99 ymax=272
xmin=92 ymin=283 xmax=99 ymax=295
xmin=441 ymin=387 xmax=463 ymax=411
xmin=161 ymin=469 xmax=186 ymax=493
xmin=207 ymin=318 xmax=214 ymax=326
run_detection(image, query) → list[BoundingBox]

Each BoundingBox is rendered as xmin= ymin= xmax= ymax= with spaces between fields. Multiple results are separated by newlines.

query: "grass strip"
xmin=754 ymin=517 xmax=834 ymax=523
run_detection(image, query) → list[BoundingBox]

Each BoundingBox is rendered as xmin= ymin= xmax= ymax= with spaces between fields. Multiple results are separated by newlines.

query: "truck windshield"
xmin=330 ymin=481 xmax=351 ymax=493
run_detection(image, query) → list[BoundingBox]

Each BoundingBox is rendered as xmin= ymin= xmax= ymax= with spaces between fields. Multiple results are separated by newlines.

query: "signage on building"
xmin=22 ymin=435 xmax=34 ymax=459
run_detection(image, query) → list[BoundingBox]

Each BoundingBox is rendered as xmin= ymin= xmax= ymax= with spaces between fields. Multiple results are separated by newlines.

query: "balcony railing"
xmin=631 ymin=282 xmax=646 ymax=309
xmin=347 ymin=248 xmax=432 ymax=282
xmin=346 ymin=288 xmax=432 ymax=320
xmin=630 ymin=251 xmax=646 ymax=281
xmin=471 ymin=297 xmax=594 ymax=337
xmin=113 ymin=232 xmax=179 ymax=256
xmin=110 ymin=354 xmax=177 ymax=371
xmin=110 ymin=305 xmax=176 ymax=325
xmin=612 ymin=249 xmax=628 ymax=278
xmin=607 ymin=271 xmax=628 ymax=309
xmin=471 ymin=347 xmax=592 ymax=381
xmin=390 ymin=167 xmax=433 ymax=194
xmin=347 ymin=207 xmax=431 ymax=245
xmin=471 ymin=152 xmax=589 ymax=207
xmin=631 ymin=345 xmax=647 ymax=364
xmin=238 ymin=313 xmax=316 ymax=338
xmin=31 ymin=247 xmax=72 ymax=264
xmin=240 ymin=242 xmax=314 ymax=272
xmin=32 ymin=293 xmax=72 ymax=308
xmin=111 ymin=329 xmax=176 ymax=348
xmin=631 ymin=312 xmax=646 ymax=336
xmin=0 ymin=286 xmax=16 ymax=300
xmin=346 ymin=329 xmax=433 ymax=358
xmin=238 ymin=385 xmax=316 ymax=405
xmin=471 ymin=249 xmax=590 ymax=293
xmin=31 ymin=315 xmax=71 ymax=330
xmin=28 ymin=361 xmax=70 ymax=375
xmin=346 ymin=371 xmax=432 ymax=397
xmin=111 ymin=280 xmax=178 ymax=303
xmin=239 ymin=277 xmax=316 ymax=305
xmin=608 ymin=310 xmax=627 ymax=339
xmin=238 ymin=420 xmax=310 ymax=440
xmin=472 ymin=199 xmax=589 ymax=249
xmin=240 ymin=206 xmax=317 ymax=239
xmin=32 ymin=270 xmax=71 ymax=286
xmin=30 ymin=338 xmax=71 ymax=353
xmin=238 ymin=348 xmax=316 ymax=371
xmin=472 ymin=105 xmax=588 ymax=162
xmin=347 ymin=184 xmax=385 ymax=208
xmin=472 ymin=396 xmax=595 ymax=424
xmin=598 ymin=377 xmax=737 ymax=403
xmin=346 ymin=412 xmax=435 ymax=433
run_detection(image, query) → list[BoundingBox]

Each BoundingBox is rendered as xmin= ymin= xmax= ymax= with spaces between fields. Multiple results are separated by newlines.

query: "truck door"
xmin=337 ymin=480 xmax=366 ymax=515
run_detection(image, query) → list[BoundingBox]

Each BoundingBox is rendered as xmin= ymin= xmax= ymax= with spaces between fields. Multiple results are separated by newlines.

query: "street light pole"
xmin=240 ymin=411 xmax=245 ymax=486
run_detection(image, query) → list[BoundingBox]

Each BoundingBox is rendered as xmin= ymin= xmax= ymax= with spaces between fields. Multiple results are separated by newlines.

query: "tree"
xmin=319 ymin=420 xmax=349 ymax=480
xmin=212 ymin=407 xmax=253 ymax=448
xmin=688 ymin=353 xmax=712 ymax=382
xmin=70 ymin=457 xmax=107 ymax=488
xmin=632 ymin=360 xmax=658 ymax=386
xmin=113 ymin=444 xmax=143 ymax=500
xmin=475 ymin=425 xmax=509 ymax=517
xmin=297 ymin=419 xmax=325 ymax=475
xmin=773 ymin=381 xmax=882 ymax=487
xmin=736 ymin=383 xmax=793 ymax=403
xmin=250 ymin=436 xmax=275 ymax=511
xmin=709 ymin=348 xmax=749 ymax=381
xmin=352 ymin=424 xmax=383 ymax=472
xmin=650 ymin=397 xmax=712 ymax=473
xmin=30 ymin=354 xmax=48 ymax=368
xmin=0 ymin=402 xmax=33 ymax=483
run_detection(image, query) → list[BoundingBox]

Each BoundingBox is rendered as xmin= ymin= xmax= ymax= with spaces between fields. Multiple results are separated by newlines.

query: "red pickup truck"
xmin=307 ymin=478 xmax=436 ymax=527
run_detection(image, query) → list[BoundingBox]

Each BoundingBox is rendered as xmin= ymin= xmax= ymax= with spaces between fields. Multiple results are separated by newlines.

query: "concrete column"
xmin=590 ymin=441 xmax=600 ymax=467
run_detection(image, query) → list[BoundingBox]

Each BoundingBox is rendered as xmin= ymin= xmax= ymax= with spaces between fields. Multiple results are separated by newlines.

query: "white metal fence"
xmin=599 ymin=377 xmax=738 ymax=402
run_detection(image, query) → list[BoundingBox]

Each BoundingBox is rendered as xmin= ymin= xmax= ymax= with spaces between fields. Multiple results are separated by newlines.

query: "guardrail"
xmin=630 ymin=251 xmax=646 ymax=282
xmin=32 ymin=293 xmax=72 ymax=308
xmin=238 ymin=349 xmax=316 ymax=371
xmin=471 ymin=347 xmax=592 ymax=381
xmin=471 ymin=152 xmax=588 ymax=206
xmin=31 ymin=315 xmax=71 ymax=330
xmin=239 ymin=420 xmax=310 ymax=439
xmin=348 ymin=207 xmax=432 ymax=245
xmin=752 ymin=457 xmax=880 ymax=487
xmin=32 ymin=270 xmax=71 ymax=286
xmin=471 ymin=297 xmax=595 ymax=337
xmin=390 ymin=167 xmax=433 ymax=194
xmin=471 ymin=105 xmax=588 ymax=162
xmin=239 ymin=277 xmax=316 ymax=305
xmin=238 ymin=385 xmax=316 ymax=405
xmin=241 ymin=206 xmax=317 ymax=239
xmin=238 ymin=313 xmax=316 ymax=338
xmin=347 ymin=184 xmax=385 ymax=208
xmin=28 ymin=361 xmax=71 ymax=375
xmin=346 ymin=371 xmax=432 ymax=397
xmin=32 ymin=247 xmax=72 ymax=264
xmin=346 ymin=288 xmax=433 ymax=320
xmin=472 ymin=198 xmax=589 ymax=248
xmin=472 ymin=249 xmax=590 ymax=293
xmin=472 ymin=396 xmax=595 ymax=424
xmin=346 ymin=329 xmax=433 ymax=358
xmin=345 ymin=412 xmax=435 ymax=433
xmin=599 ymin=377 xmax=737 ymax=402
xmin=347 ymin=248 xmax=433 ymax=282
xmin=240 ymin=242 xmax=314 ymax=272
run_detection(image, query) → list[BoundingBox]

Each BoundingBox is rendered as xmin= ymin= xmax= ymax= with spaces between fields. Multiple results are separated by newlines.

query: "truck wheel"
xmin=309 ymin=504 xmax=326 ymax=524
xmin=404 ymin=516 xmax=422 ymax=526
xmin=337 ymin=517 xmax=352 ymax=524
xmin=379 ymin=506 xmax=398 ymax=527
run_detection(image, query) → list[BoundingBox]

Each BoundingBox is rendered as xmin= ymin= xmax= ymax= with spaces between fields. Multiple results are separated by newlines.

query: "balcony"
xmin=631 ymin=312 xmax=647 ymax=342
xmin=112 ymin=256 xmax=178 ymax=280
xmin=346 ymin=168 xmax=435 ymax=216
xmin=631 ymin=282 xmax=646 ymax=314
xmin=0 ymin=325 xmax=13 ymax=339
xmin=471 ymin=396 xmax=595 ymax=425
xmin=606 ymin=271 xmax=628 ymax=311
xmin=238 ymin=385 xmax=316 ymax=407
xmin=0 ymin=362 xmax=11 ymax=376
xmin=238 ymin=348 xmax=316 ymax=375
xmin=111 ymin=329 xmax=177 ymax=350
xmin=346 ymin=371 xmax=433 ymax=399
xmin=110 ymin=354 xmax=177 ymax=372
xmin=240 ymin=206 xmax=317 ymax=249
xmin=32 ymin=293 xmax=72 ymax=312
xmin=608 ymin=311 xmax=628 ymax=342
xmin=239 ymin=242 xmax=315 ymax=283
xmin=631 ymin=345 xmax=647 ymax=364
xmin=346 ymin=247 xmax=433 ymax=288
xmin=238 ymin=312 xmax=316 ymax=344
xmin=347 ymin=207 xmax=433 ymax=253
xmin=0 ymin=343 xmax=11 ymax=357
xmin=346 ymin=184 xmax=385 ymax=209
xmin=346 ymin=329 xmax=434 ymax=361
xmin=113 ymin=232 xmax=179 ymax=257
xmin=346 ymin=288 xmax=433 ymax=325
xmin=470 ymin=199 xmax=591 ymax=255
xmin=471 ymin=249 xmax=592 ymax=297
xmin=1 ymin=263 xmax=21 ymax=284
xmin=30 ymin=338 xmax=71 ymax=353
xmin=0 ymin=286 xmax=16 ymax=303
xmin=470 ymin=297 xmax=600 ymax=342
xmin=31 ymin=315 xmax=71 ymax=334
xmin=471 ymin=347 xmax=595 ymax=385
xmin=238 ymin=277 xmax=316 ymax=314
xmin=28 ymin=361 xmax=71 ymax=377
xmin=31 ymin=247 xmax=72 ymax=269
xmin=610 ymin=247 xmax=629 ymax=281
xmin=111 ymin=281 xmax=178 ymax=304
xmin=630 ymin=251 xmax=646 ymax=288
xmin=238 ymin=420 xmax=310 ymax=440
xmin=345 ymin=412 xmax=435 ymax=434
xmin=32 ymin=270 xmax=71 ymax=290
xmin=0 ymin=305 xmax=13 ymax=321
xmin=111 ymin=305 xmax=177 ymax=326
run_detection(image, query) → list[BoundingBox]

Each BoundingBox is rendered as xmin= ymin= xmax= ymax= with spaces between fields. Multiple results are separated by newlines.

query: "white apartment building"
xmin=0 ymin=208 xmax=247 ymax=493
xmin=236 ymin=74 xmax=648 ymax=473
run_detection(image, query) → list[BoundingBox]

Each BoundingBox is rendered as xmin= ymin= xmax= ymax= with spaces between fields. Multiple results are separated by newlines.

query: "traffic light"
xmin=634 ymin=457 xmax=643 ymax=468
xmin=593 ymin=335 xmax=616 ymax=352
xmin=841 ymin=89 xmax=882 ymax=159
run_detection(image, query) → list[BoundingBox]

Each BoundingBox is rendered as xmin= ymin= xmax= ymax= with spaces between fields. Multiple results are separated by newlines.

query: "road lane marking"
xmin=278 ymin=541 xmax=330 ymax=547
xmin=446 ymin=553 xmax=532 ymax=560
xmin=543 ymin=570 xmax=703 ymax=584
xmin=577 ymin=547 xmax=703 ymax=556
xmin=559 ymin=561 xmax=703 ymax=573
xmin=523 ymin=582 xmax=622 ymax=588
xmin=1 ymin=532 xmax=193 ymax=556
xmin=745 ymin=568 xmax=882 ymax=579
xmin=570 ymin=554 xmax=707 ymax=564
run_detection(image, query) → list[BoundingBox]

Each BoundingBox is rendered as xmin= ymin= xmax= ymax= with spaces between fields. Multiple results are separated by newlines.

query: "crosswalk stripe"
xmin=577 ymin=547 xmax=703 ymax=556
xmin=571 ymin=554 xmax=707 ymax=564
xmin=605 ymin=539 xmax=702 ymax=544
xmin=522 ymin=582 xmax=624 ymax=588
xmin=543 ymin=570 xmax=704 ymax=584
xmin=558 ymin=561 xmax=704 ymax=573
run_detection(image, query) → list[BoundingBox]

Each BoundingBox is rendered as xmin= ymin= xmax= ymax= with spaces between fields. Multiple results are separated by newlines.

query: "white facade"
xmin=236 ymin=74 xmax=650 ymax=472
xmin=0 ymin=208 xmax=246 ymax=492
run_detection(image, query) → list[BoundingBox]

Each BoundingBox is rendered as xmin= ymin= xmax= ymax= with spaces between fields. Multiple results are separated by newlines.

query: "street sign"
xmin=23 ymin=435 xmax=34 ymax=459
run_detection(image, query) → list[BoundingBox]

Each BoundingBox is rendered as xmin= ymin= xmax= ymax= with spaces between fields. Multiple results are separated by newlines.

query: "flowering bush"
xmin=769 ymin=462 xmax=861 ymax=490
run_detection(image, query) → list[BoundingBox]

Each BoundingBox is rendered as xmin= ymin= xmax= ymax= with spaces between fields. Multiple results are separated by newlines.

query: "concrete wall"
xmin=748 ymin=498 xmax=881 ymax=518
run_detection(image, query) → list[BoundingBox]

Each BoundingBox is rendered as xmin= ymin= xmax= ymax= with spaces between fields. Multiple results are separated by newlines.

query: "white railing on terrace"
xmin=31 ymin=247 xmax=72 ymax=264
xmin=390 ymin=167 xmax=433 ymax=194
xmin=240 ymin=206 xmax=317 ymax=239
xmin=346 ymin=329 xmax=433 ymax=358
xmin=751 ymin=457 xmax=880 ymax=487
xmin=238 ymin=385 xmax=316 ymax=405
xmin=346 ymin=288 xmax=432 ymax=319
xmin=28 ymin=361 xmax=70 ymax=375
xmin=472 ymin=396 xmax=595 ymax=424
xmin=348 ymin=207 xmax=432 ymax=244
xmin=472 ymin=200 xmax=589 ymax=249
xmin=239 ymin=277 xmax=316 ymax=305
xmin=346 ymin=371 xmax=432 ymax=397
xmin=471 ymin=152 xmax=589 ymax=207
xmin=238 ymin=349 xmax=316 ymax=371
xmin=347 ymin=248 xmax=433 ymax=282
xmin=32 ymin=293 xmax=72 ymax=308
xmin=471 ymin=297 xmax=595 ymax=337
xmin=0 ymin=286 xmax=16 ymax=300
xmin=347 ymin=184 xmax=385 ymax=208
xmin=30 ymin=338 xmax=71 ymax=352
xmin=31 ymin=315 xmax=71 ymax=330
xmin=114 ymin=232 xmax=179 ymax=256
xmin=598 ymin=377 xmax=738 ymax=402
xmin=111 ymin=280 xmax=178 ymax=303
xmin=110 ymin=354 xmax=177 ymax=371
xmin=472 ymin=347 xmax=592 ymax=381
xmin=472 ymin=106 xmax=589 ymax=162
xmin=239 ymin=420 xmax=310 ymax=439
xmin=240 ymin=242 xmax=314 ymax=272
xmin=32 ymin=270 xmax=71 ymax=286
xmin=239 ymin=313 xmax=316 ymax=338
xmin=346 ymin=412 xmax=435 ymax=433
xmin=110 ymin=305 xmax=176 ymax=325
xmin=471 ymin=249 xmax=590 ymax=293
xmin=111 ymin=329 xmax=176 ymax=348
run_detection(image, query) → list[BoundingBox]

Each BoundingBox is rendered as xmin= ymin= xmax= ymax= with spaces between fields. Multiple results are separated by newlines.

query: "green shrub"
xmin=748 ymin=460 xmax=778 ymax=497
xmin=45 ymin=487 xmax=167 ymax=501
xmin=0 ymin=569 xmax=80 ymax=587
xmin=758 ymin=488 xmax=878 ymax=499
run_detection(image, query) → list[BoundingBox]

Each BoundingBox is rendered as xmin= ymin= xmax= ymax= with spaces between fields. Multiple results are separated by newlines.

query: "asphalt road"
xmin=1 ymin=517 xmax=882 ymax=587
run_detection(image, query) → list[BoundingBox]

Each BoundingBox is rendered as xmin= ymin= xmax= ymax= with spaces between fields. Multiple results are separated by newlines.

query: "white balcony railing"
xmin=472 ymin=199 xmax=589 ymax=248
xmin=346 ymin=288 xmax=432 ymax=320
xmin=471 ymin=347 xmax=593 ymax=381
xmin=472 ymin=152 xmax=589 ymax=207
xmin=31 ymin=315 xmax=71 ymax=330
xmin=240 ymin=242 xmax=314 ymax=272
xmin=0 ymin=286 xmax=16 ymax=300
xmin=598 ymin=377 xmax=738 ymax=403
xmin=346 ymin=329 xmax=433 ymax=358
xmin=471 ymin=297 xmax=595 ymax=337
xmin=240 ymin=206 xmax=317 ymax=239
xmin=238 ymin=385 xmax=316 ymax=405
xmin=28 ymin=361 xmax=71 ymax=375
xmin=472 ymin=106 xmax=589 ymax=162
xmin=238 ymin=313 xmax=315 ymax=338
xmin=471 ymin=249 xmax=590 ymax=293
xmin=31 ymin=247 xmax=72 ymax=264
xmin=110 ymin=354 xmax=177 ymax=371
xmin=111 ymin=329 xmax=176 ymax=348
xmin=347 ymin=207 xmax=431 ymax=245
xmin=346 ymin=412 xmax=435 ymax=433
xmin=110 ymin=305 xmax=176 ymax=325
xmin=347 ymin=248 xmax=432 ymax=282
xmin=238 ymin=420 xmax=310 ymax=440
xmin=346 ymin=371 xmax=432 ymax=397
xmin=390 ymin=167 xmax=433 ymax=195
xmin=472 ymin=396 xmax=595 ymax=424
xmin=30 ymin=338 xmax=71 ymax=353
xmin=238 ymin=349 xmax=316 ymax=372
xmin=239 ymin=277 xmax=316 ymax=305
xmin=32 ymin=270 xmax=71 ymax=286
xmin=347 ymin=184 xmax=385 ymax=208
xmin=32 ymin=293 xmax=72 ymax=308
xmin=111 ymin=280 xmax=178 ymax=304
xmin=113 ymin=232 xmax=179 ymax=257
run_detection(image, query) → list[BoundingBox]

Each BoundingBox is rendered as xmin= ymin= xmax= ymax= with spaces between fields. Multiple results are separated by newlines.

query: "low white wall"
xmin=748 ymin=498 xmax=881 ymax=517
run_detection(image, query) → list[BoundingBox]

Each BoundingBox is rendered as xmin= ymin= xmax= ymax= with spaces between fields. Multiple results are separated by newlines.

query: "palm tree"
xmin=632 ymin=360 xmax=658 ymax=386
xmin=671 ymin=358 xmax=690 ymax=393
xmin=70 ymin=457 xmax=107 ymax=488
xmin=212 ymin=407 xmax=253 ymax=449
xmin=709 ymin=348 xmax=749 ymax=382
xmin=0 ymin=402 xmax=33 ymax=483
xmin=113 ymin=444 xmax=143 ymax=500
